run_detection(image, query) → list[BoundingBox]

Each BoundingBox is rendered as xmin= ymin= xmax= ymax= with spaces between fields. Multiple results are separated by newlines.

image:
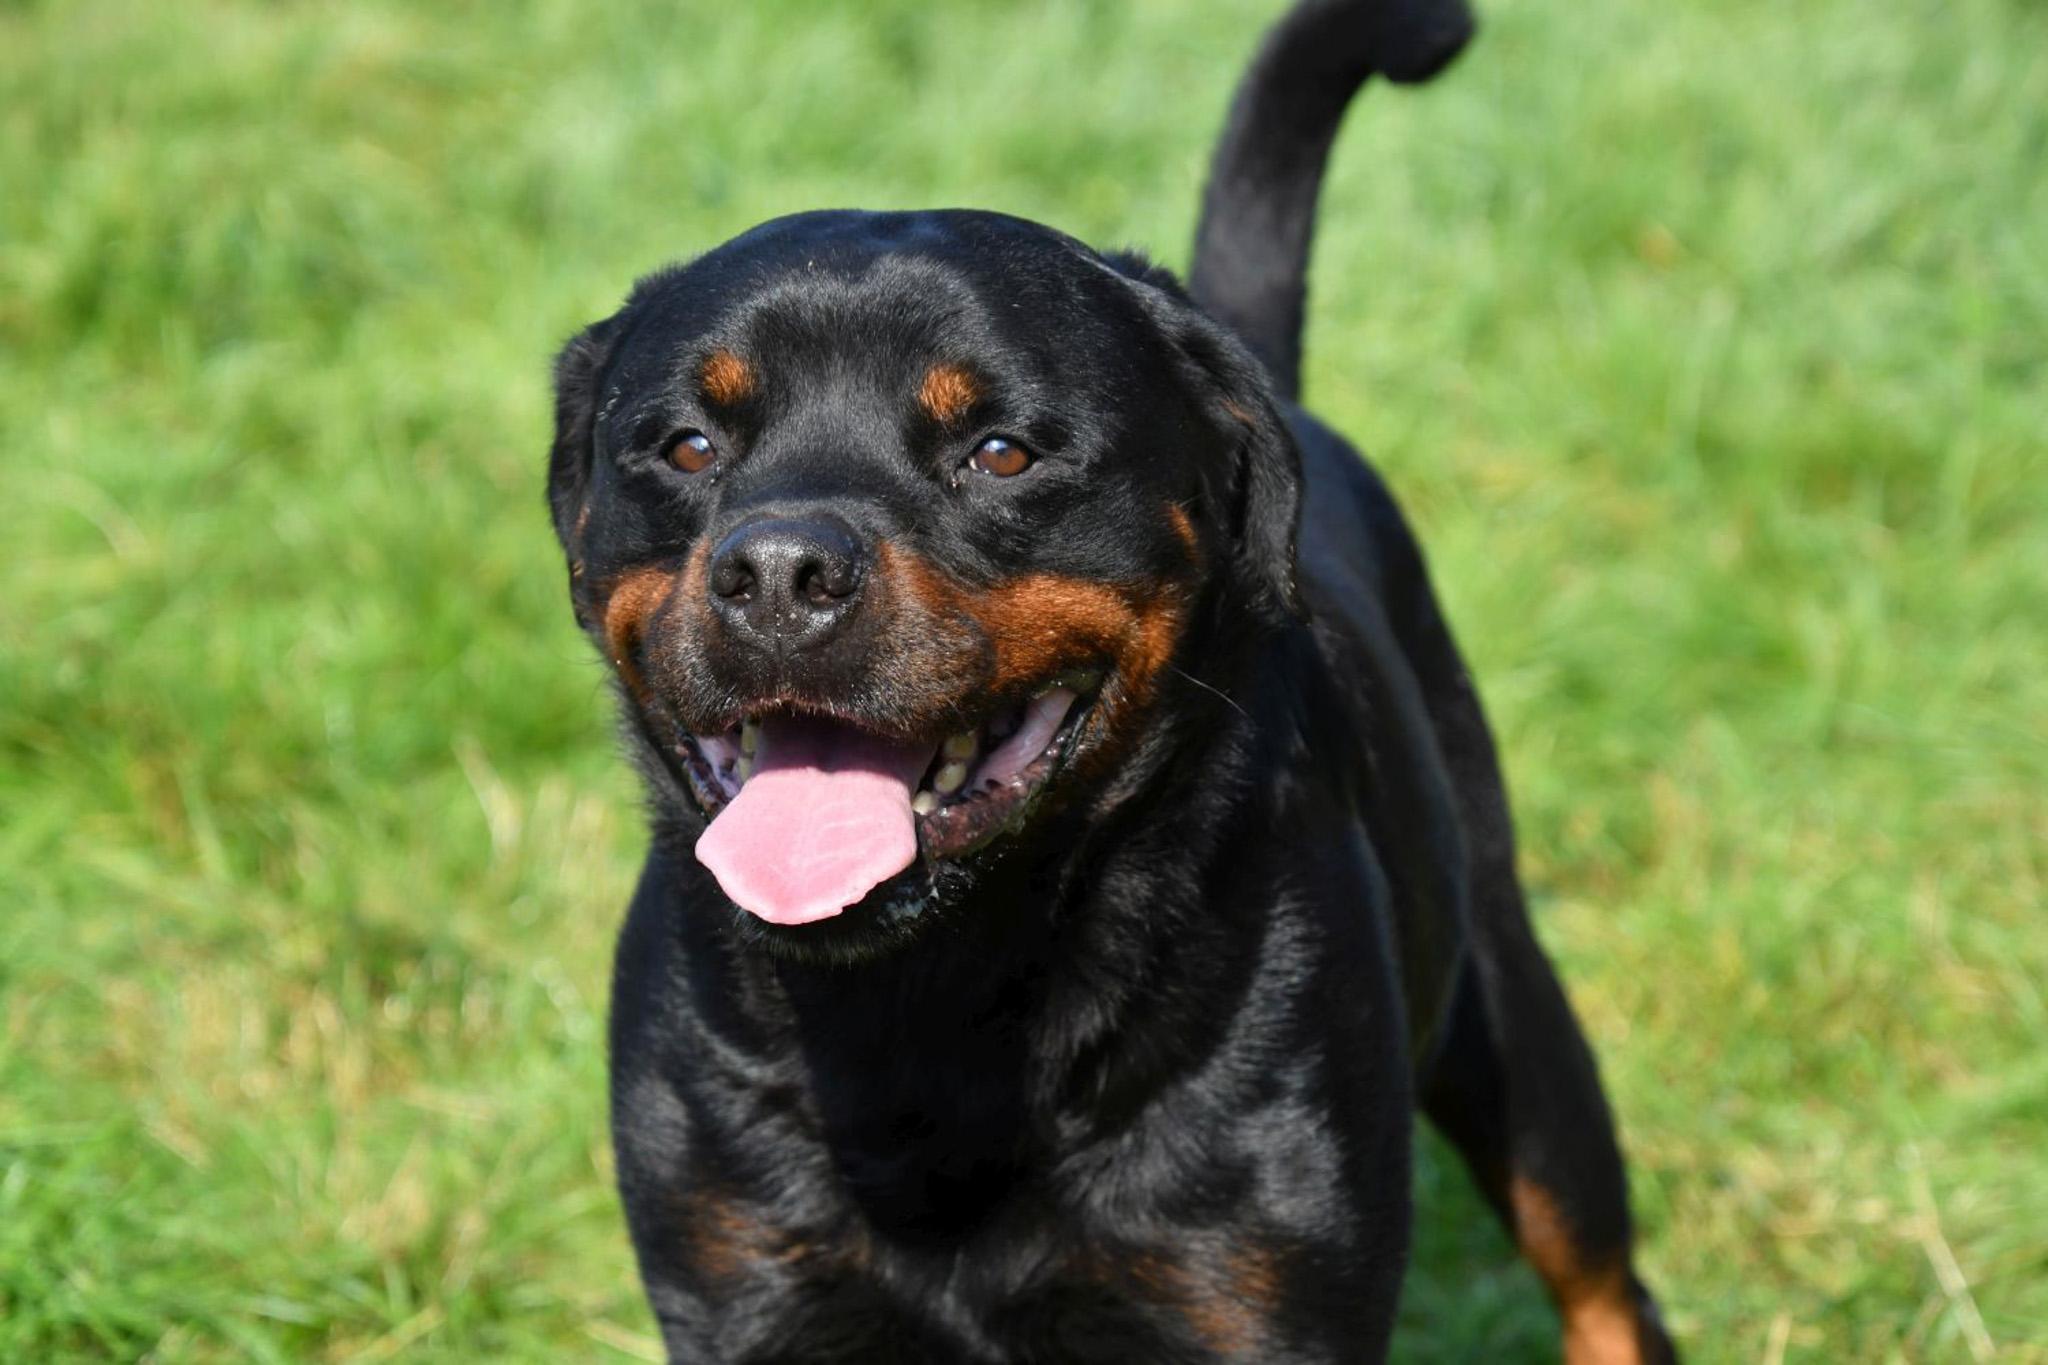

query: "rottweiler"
xmin=545 ymin=0 xmax=1678 ymax=1359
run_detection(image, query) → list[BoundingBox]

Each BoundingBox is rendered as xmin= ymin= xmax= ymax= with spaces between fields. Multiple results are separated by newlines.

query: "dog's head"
xmin=550 ymin=211 xmax=1300 ymax=956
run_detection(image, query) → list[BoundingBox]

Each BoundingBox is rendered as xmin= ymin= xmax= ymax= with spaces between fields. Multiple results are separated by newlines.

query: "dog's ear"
xmin=547 ymin=314 xmax=622 ymax=553
xmin=1200 ymin=330 xmax=1307 ymax=623
xmin=1114 ymin=261 xmax=1305 ymax=622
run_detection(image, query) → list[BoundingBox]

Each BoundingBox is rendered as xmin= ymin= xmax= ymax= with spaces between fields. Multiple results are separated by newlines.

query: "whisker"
xmin=1172 ymin=665 xmax=1249 ymax=720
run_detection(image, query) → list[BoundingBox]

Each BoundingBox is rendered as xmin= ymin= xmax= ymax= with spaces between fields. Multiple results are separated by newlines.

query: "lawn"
xmin=2 ymin=0 xmax=2043 ymax=1359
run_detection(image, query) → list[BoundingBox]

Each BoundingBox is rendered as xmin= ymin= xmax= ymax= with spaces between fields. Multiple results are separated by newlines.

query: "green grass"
xmin=2 ymin=0 xmax=2042 ymax=1358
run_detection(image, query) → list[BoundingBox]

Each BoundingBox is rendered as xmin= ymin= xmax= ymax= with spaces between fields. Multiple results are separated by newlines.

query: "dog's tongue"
xmin=695 ymin=716 xmax=935 ymax=926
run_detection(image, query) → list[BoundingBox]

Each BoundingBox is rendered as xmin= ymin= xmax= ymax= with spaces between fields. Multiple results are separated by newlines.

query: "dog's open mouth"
xmin=675 ymin=669 xmax=1101 ymax=926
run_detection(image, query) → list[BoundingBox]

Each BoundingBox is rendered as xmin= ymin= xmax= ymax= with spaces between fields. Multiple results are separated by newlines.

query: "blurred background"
xmin=3 ymin=0 xmax=2043 ymax=1359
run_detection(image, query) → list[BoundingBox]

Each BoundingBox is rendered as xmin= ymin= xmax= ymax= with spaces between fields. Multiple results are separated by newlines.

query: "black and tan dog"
xmin=546 ymin=1 xmax=1677 ymax=1360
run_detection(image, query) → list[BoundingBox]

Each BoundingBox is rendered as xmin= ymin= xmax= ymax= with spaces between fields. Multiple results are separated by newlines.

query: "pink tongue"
xmin=695 ymin=716 xmax=935 ymax=925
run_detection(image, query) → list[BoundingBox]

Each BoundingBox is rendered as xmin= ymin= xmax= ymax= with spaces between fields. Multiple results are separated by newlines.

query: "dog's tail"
xmin=1188 ymin=0 xmax=1475 ymax=401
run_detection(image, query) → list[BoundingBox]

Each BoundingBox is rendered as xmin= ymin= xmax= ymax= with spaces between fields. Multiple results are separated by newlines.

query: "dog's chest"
xmin=673 ymin=1090 xmax=1379 ymax=1364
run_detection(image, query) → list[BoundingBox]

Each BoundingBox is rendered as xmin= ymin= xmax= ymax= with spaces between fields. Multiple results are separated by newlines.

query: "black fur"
xmin=1188 ymin=0 xmax=1474 ymax=399
xmin=546 ymin=2 xmax=1675 ymax=1360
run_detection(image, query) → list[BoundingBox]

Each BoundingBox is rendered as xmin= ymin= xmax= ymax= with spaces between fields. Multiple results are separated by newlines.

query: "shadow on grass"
xmin=1393 ymin=1127 xmax=1562 ymax=1364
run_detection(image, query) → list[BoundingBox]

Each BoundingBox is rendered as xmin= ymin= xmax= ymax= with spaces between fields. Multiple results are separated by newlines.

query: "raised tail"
xmin=1188 ymin=0 xmax=1475 ymax=401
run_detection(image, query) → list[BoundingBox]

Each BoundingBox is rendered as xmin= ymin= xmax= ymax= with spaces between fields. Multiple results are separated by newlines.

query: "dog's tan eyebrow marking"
xmin=700 ymin=349 xmax=757 ymax=405
xmin=917 ymin=363 xmax=981 ymax=424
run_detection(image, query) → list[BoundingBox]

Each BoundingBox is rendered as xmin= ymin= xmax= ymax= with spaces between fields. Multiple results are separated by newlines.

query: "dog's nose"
xmin=707 ymin=515 xmax=867 ymax=651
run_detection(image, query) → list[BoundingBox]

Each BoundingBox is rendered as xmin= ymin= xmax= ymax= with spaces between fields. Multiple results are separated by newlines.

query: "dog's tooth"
xmin=737 ymin=752 xmax=755 ymax=783
xmin=934 ymin=760 xmax=969 ymax=794
xmin=942 ymin=731 xmax=979 ymax=760
xmin=739 ymin=720 xmax=759 ymax=756
xmin=911 ymin=790 xmax=938 ymax=816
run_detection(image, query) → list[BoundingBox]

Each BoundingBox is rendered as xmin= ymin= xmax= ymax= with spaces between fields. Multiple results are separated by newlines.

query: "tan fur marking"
xmin=886 ymin=550 xmax=1185 ymax=705
xmin=1110 ymin=1243 xmax=1284 ymax=1357
xmin=1165 ymin=502 xmax=1200 ymax=563
xmin=1189 ymin=1242 xmax=1283 ymax=1355
xmin=601 ymin=567 xmax=673 ymax=663
xmin=1511 ymin=1177 xmax=1646 ymax=1365
xmin=917 ymin=363 xmax=981 ymax=424
xmin=568 ymin=509 xmax=593 ymax=584
xmin=686 ymin=1188 xmax=826 ymax=1282
xmin=700 ymin=348 xmax=756 ymax=405
xmin=600 ymin=553 xmax=702 ymax=699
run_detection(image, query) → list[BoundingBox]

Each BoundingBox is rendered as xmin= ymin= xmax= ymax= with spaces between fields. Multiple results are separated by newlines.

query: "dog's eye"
xmin=666 ymin=430 xmax=717 ymax=474
xmin=966 ymin=437 xmax=1032 ymax=478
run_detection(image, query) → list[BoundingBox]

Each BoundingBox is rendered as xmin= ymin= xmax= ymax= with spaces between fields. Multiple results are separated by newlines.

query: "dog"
xmin=545 ymin=0 xmax=1678 ymax=1359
